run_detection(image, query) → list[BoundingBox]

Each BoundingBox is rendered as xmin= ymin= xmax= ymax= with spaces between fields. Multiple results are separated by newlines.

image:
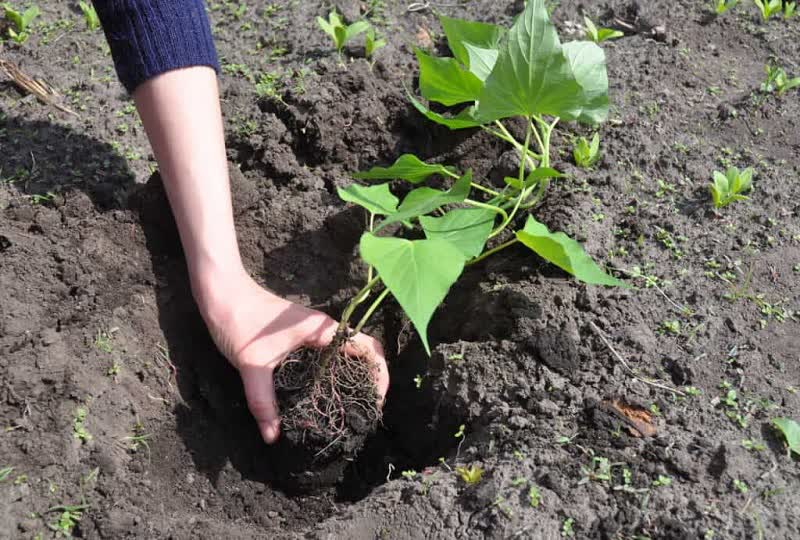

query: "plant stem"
xmin=489 ymin=121 xmax=532 ymax=238
xmin=338 ymin=276 xmax=381 ymax=333
xmin=470 ymin=182 xmax=501 ymax=197
xmin=367 ymin=213 xmax=375 ymax=282
xmin=467 ymin=238 xmax=519 ymax=266
xmin=353 ymin=287 xmax=391 ymax=335
xmin=464 ymin=199 xmax=508 ymax=222
xmin=485 ymin=121 xmax=541 ymax=166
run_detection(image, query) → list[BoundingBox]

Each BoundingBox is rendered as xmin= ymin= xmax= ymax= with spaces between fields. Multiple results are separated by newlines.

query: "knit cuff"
xmin=95 ymin=0 xmax=220 ymax=93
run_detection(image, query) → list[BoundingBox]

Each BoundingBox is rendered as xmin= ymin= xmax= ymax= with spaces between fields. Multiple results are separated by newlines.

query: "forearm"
xmin=133 ymin=67 xmax=245 ymax=310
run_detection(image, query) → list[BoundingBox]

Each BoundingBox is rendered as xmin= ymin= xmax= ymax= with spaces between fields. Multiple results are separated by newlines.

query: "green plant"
xmin=365 ymin=27 xmax=386 ymax=60
xmin=73 ymin=407 xmax=92 ymax=442
xmin=761 ymin=63 xmax=800 ymax=95
xmin=47 ymin=504 xmax=88 ymax=537
xmin=710 ymin=166 xmax=753 ymax=209
xmin=78 ymin=1 xmax=99 ymax=31
xmin=573 ymin=133 xmax=601 ymax=168
xmin=3 ymin=3 xmax=40 ymax=43
xmin=714 ymin=0 xmax=738 ymax=13
xmin=335 ymin=0 xmax=624 ymax=355
xmin=652 ymin=474 xmax=672 ymax=487
xmin=562 ymin=517 xmax=575 ymax=537
xmin=772 ymin=417 xmax=800 ymax=456
xmin=753 ymin=0 xmax=782 ymax=20
xmin=583 ymin=16 xmax=623 ymax=42
xmin=0 ymin=466 xmax=13 ymax=482
xmin=316 ymin=10 xmax=369 ymax=57
xmin=784 ymin=1 xmax=797 ymax=18
xmin=528 ymin=484 xmax=541 ymax=507
xmin=456 ymin=464 xmax=484 ymax=484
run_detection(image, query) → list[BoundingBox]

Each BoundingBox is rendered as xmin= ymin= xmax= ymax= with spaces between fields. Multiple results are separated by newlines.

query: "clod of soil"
xmin=273 ymin=333 xmax=381 ymax=492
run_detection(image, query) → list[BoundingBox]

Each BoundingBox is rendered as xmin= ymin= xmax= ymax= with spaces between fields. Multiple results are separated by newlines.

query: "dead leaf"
xmin=603 ymin=399 xmax=657 ymax=438
xmin=416 ymin=26 xmax=433 ymax=49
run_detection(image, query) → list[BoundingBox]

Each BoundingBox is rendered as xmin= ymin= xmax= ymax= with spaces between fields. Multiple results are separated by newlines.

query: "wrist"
xmin=189 ymin=258 xmax=250 ymax=317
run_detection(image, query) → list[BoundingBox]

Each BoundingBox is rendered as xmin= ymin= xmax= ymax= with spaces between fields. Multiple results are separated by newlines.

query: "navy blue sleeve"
xmin=92 ymin=0 xmax=220 ymax=93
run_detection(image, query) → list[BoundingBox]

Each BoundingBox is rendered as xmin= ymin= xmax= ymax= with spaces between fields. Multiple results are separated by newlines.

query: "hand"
xmin=196 ymin=271 xmax=389 ymax=444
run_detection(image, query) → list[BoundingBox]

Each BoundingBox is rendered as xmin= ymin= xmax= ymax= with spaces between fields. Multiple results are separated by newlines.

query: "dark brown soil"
xmin=2 ymin=1 xmax=799 ymax=539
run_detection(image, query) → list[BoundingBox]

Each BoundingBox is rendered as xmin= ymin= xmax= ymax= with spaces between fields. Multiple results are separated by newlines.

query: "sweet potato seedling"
xmin=761 ymin=63 xmax=800 ymax=95
xmin=710 ymin=166 xmax=753 ymax=208
xmin=78 ymin=1 xmax=100 ymax=31
xmin=583 ymin=16 xmax=623 ymax=43
xmin=365 ymin=28 xmax=386 ymax=60
xmin=573 ymin=133 xmax=601 ymax=168
xmin=753 ymin=0 xmax=782 ymax=20
xmin=316 ymin=9 xmax=369 ymax=59
xmin=784 ymin=1 xmax=797 ymax=18
xmin=275 ymin=0 xmax=625 ymax=467
xmin=3 ymin=3 xmax=40 ymax=43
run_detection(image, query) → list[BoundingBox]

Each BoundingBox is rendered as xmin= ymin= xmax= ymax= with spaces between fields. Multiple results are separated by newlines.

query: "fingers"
xmin=346 ymin=333 xmax=390 ymax=405
xmin=239 ymin=365 xmax=281 ymax=444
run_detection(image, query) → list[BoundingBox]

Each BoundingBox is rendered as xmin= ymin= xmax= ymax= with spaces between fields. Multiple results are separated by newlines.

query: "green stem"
xmin=489 ymin=121 xmax=532 ymax=238
xmin=485 ymin=121 xmax=541 ymax=165
xmin=527 ymin=116 xmax=559 ymax=204
xmin=464 ymin=199 xmax=508 ymax=222
xmin=467 ymin=238 xmax=520 ymax=266
xmin=353 ymin=287 xmax=391 ymax=335
xmin=338 ymin=276 xmax=381 ymax=333
xmin=471 ymin=182 xmax=501 ymax=197
xmin=441 ymin=168 xmax=460 ymax=179
xmin=367 ymin=213 xmax=375 ymax=282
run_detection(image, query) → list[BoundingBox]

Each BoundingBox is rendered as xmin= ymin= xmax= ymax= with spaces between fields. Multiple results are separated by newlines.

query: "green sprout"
xmin=78 ymin=1 xmax=99 ymax=31
xmin=761 ymin=63 xmax=800 ymax=95
xmin=562 ymin=517 xmax=575 ymax=537
xmin=753 ymin=0 xmax=782 ymax=20
xmin=3 ymin=3 xmax=40 ymax=43
xmin=652 ymin=474 xmax=672 ymax=487
xmin=316 ymin=10 xmax=369 ymax=58
xmin=334 ymin=0 xmax=625 ymax=355
xmin=714 ymin=0 xmax=738 ymax=13
xmin=710 ymin=166 xmax=753 ymax=209
xmin=528 ymin=484 xmax=541 ymax=507
xmin=455 ymin=464 xmax=484 ymax=485
xmin=73 ymin=407 xmax=92 ymax=443
xmin=365 ymin=27 xmax=386 ymax=60
xmin=583 ymin=16 xmax=623 ymax=43
xmin=573 ymin=133 xmax=601 ymax=168
xmin=47 ymin=504 xmax=88 ymax=537
xmin=784 ymin=1 xmax=797 ymax=18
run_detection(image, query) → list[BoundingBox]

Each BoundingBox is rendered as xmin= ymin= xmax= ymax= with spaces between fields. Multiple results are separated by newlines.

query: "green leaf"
xmin=415 ymin=49 xmax=484 ymax=106
xmin=772 ymin=418 xmax=800 ymax=455
xmin=317 ymin=16 xmax=334 ymax=38
xmin=345 ymin=20 xmax=370 ymax=42
xmin=360 ymin=234 xmax=466 ymax=354
xmin=337 ymin=183 xmax=399 ymax=216
xmin=420 ymin=208 xmax=495 ymax=259
xmin=560 ymin=41 xmax=609 ymax=124
xmin=439 ymin=15 xmax=506 ymax=67
xmin=409 ymin=94 xmax=483 ymax=130
xmin=504 ymin=166 xmax=565 ymax=189
xmin=378 ymin=171 xmax=473 ymax=230
xmin=354 ymin=154 xmax=456 ymax=184
xmin=596 ymin=28 xmax=624 ymax=41
xmin=476 ymin=0 xmax=573 ymax=121
xmin=516 ymin=216 xmax=626 ymax=286
xmin=334 ymin=25 xmax=347 ymax=49
xmin=463 ymin=43 xmax=499 ymax=81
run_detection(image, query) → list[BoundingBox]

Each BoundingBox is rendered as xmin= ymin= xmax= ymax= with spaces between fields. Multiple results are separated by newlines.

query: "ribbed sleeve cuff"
xmin=95 ymin=0 xmax=220 ymax=93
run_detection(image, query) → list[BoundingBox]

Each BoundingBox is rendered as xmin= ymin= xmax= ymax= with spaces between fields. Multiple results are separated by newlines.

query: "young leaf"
xmin=337 ymin=183 xmax=399 ymax=216
xmin=360 ymin=234 xmax=466 ymax=354
xmin=504 ymin=167 xmax=565 ymax=190
xmin=415 ymin=49 xmax=484 ymax=106
xmin=377 ymin=171 xmax=472 ymax=230
xmin=516 ymin=216 xmax=626 ymax=286
xmin=355 ymin=154 xmax=456 ymax=184
xmin=365 ymin=28 xmax=386 ymax=58
xmin=345 ymin=20 xmax=370 ymax=43
xmin=408 ymin=94 xmax=483 ymax=130
xmin=772 ymin=418 xmax=800 ymax=455
xmin=439 ymin=15 xmax=506 ymax=68
xmin=420 ymin=208 xmax=495 ymax=259
xmin=560 ymin=41 xmax=609 ymax=124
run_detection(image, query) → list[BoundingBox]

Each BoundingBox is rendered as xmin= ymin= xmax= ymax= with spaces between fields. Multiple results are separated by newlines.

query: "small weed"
xmin=73 ymin=407 xmax=92 ymax=443
xmin=0 ymin=467 xmax=13 ymax=482
xmin=528 ymin=484 xmax=541 ymax=507
xmin=784 ymin=1 xmax=797 ymax=18
xmin=562 ymin=517 xmax=575 ymax=537
xmin=583 ymin=16 xmax=623 ymax=43
xmin=47 ymin=504 xmax=88 ymax=538
xmin=3 ymin=3 xmax=40 ymax=43
xmin=573 ymin=133 xmax=600 ymax=168
xmin=761 ymin=63 xmax=800 ymax=95
xmin=317 ymin=10 xmax=369 ymax=58
xmin=78 ymin=1 xmax=100 ymax=31
xmin=365 ymin=28 xmax=386 ymax=61
xmin=713 ymin=0 xmax=738 ymax=14
xmin=652 ymin=475 xmax=672 ymax=487
xmin=456 ymin=464 xmax=484 ymax=485
xmin=710 ymin=166 xmax=753 ymax=209
xmin=733 ymin=479 xmax=748 ymax=494
xmin=753 ymin=0 xmax=782 ymax=20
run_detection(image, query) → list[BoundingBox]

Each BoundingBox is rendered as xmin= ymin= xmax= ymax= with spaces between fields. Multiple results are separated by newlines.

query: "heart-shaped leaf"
xmin=439 ymin=15 xmax=506 ymax=68
xmin=355 ymin=154 xmax=456 ymax=183
xmin=377 ymin=170 xmax=473 ymax=230
xmin=772 ymin=418 xmax=800 ymax=456
xmin=420 ymin=208 xmax=495 ymax=259
xmin=516 ymin=216 xmax=626 ymax=286
xmin=337 ymin=183 xmax=399 ymax=216
xmin=360 ymin=234 xmax=465 ymax=354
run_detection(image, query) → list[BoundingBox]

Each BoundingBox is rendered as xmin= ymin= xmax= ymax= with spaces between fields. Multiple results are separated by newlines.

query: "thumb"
xmin=239 ymin=365 xmax=281 ymax=444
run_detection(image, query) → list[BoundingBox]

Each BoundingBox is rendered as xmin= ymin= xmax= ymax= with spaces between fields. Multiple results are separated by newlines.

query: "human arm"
xmin=92 ymin=1 xmax=389 ymax=443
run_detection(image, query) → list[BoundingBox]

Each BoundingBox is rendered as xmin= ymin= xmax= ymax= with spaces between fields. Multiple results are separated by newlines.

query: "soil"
xmin=2 ymin=1 xmax=799 ymax=539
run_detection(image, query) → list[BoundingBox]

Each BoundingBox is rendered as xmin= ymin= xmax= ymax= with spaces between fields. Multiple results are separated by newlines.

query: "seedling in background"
xmin=710 ymin=166 xmax=753 ymax=209
xmin=573 ymin=133 xmax=601 ymax=168
xmin=583 ymin=16 xmax=623 ymax=43
xmin=73 ymin=407 xmax=92 ymax=442
xmin=714 ymin=0 xmax=738 ymax=13
xmin=78 ymin=1 xmax=100 ymax=31
xmin=335 ymin=0 xmax=624 ymax=356
xmin=3 ymin=3 xmax=39 ymax=43
xmin=47 ymin=504 xmax=88 ymax=537
xmin=772 ymin=417 xmax=800 ymax=456
xmin=316 ymin=9 xmax=369 ymax=59
xmin=365 ymin=28 xmax=386 ymax=61
xmin=784 ymin=1 xmax=797 ymax=18
xmin=761 ymin=63 xmax=800 ymax=95
xmin=753 ymin=0 xmax=782 ymax=20
xmin=456 ymin=464 xmax=484 ymax=484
